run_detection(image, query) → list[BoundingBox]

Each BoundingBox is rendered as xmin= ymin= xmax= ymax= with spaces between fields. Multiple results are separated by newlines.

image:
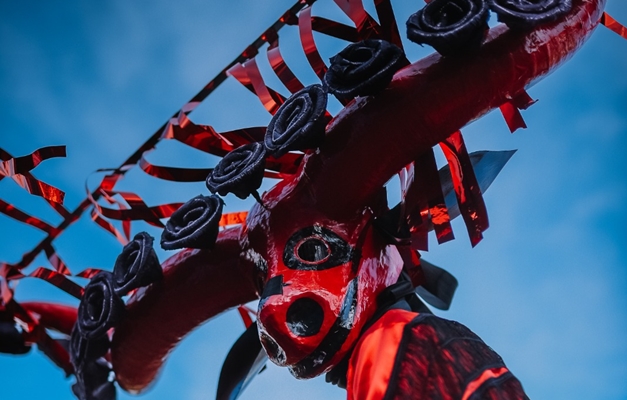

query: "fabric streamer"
xmin=439 ymin=131 xmax=489 ymax=247
xmin=498 ymin=90 xmax=536 ymax=133
xmin=601 ymin=12 xmax=627 ymax=40
xmin=0 ymin=146 xmax=67 ymax=204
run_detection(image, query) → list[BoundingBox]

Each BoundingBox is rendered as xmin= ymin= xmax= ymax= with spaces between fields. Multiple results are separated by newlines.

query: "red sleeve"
xmin=346 ymin=309 xmax=417 ymax=400
xmin=382 ymin=313 xmax=528 ymax=400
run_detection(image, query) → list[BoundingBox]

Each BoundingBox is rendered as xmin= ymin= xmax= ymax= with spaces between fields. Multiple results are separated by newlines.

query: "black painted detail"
xmin=406 ymin=0 xmax=490 ymax=57
xmin=415 ymin=259 xmax=458 ymax=310
xmin=260 ymin=332 xmax=286 ymax=366
xmin=488 ymin=0 xmax=572 ymax=30
xmin=217 ymin=322 xmax=266 ymax=400
xmin=297 ymin=237 xmax=330 ymax=263
xmin=283 ymin=226 xmax=353 ymax=271
xmin=258 ymin=275 xmax=283 ymax=309
xmin=286 ymin=298 xmax=324 ymax=337
xmin=289 ymin=277 xmax=358 ymax=378
xmin=373 ymin=203 xmax=411 ymax=246
xmin=0 ymin=321 xmax=31 ymax=355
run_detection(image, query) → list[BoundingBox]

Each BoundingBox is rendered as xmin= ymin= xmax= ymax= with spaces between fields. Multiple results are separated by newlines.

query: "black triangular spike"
xmin=439 ymin=150 xmax=517 ymax=221
xmin=415 ymin=259 xmax=458 ymax=310
xmin=217 ymin=321 xmax=267 ymax=400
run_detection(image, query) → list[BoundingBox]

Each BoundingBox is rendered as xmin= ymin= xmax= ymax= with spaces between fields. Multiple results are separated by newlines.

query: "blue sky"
xmin=1 ymin=1 xmax=626 ymax=399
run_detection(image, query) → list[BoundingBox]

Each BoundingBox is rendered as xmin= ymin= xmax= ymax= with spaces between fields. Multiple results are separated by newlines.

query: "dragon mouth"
xmin=288 ymin=277 xmax=359 ymax=378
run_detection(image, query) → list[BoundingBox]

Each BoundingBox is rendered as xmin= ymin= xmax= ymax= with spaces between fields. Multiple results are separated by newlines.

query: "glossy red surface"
xmin=21 ymin=302 xmax=77 ymax=336
xmin=246 ymin=181 xmax=403 ymax=377
xmin=108 ymin=0 xmax=606 ymax=391
xmin=111 ymin=226 xmax=258 ymax=392
xmin=303 ymin=0 xmax=606 ymax=218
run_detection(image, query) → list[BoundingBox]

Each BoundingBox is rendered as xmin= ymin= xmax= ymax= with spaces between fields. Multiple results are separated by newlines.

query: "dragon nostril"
xmin=286 ymin=298 xmax=324 ymax=337
xmin=260 ymin=333 xmax=286 ymax=366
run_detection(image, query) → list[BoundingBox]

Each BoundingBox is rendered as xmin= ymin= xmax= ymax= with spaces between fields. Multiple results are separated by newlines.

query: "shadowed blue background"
xmin=1 ymin=1 xmax=626 ymax=399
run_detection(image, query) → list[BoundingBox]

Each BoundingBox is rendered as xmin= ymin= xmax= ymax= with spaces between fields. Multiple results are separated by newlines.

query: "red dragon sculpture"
xmin=1 ymin=0 xmax=625 ymax=399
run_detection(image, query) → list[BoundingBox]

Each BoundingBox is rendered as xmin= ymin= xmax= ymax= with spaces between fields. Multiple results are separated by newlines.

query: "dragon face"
xmin=244 ymin=182 xmax=403 ymax=378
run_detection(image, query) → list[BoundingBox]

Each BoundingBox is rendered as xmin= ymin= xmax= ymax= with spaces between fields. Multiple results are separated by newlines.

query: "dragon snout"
xmin=285 ymin=297 xmax=324 ymax=337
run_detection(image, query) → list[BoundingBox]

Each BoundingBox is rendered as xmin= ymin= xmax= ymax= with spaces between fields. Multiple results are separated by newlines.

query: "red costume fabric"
xmin=347 ymin=310 xmax=528 ymax=400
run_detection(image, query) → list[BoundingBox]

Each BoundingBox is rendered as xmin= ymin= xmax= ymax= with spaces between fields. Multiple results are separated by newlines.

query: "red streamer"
xmin=75 ymin=268 xmax=105 ymax=279
xmin=407 ymin=149 xmax=455 ymax=249
xmin=499 ymin=101 xmax=527 ymax=133
xmin=0 ymin=146 xmax=66 ymax=177
xmin=498 ymin=90 xmax=536 ymax=133
xmin=11 ymin=267 xmax=84 ymax=299
xmin=374 ymin=0 xmax=403 ymax=48
xmin=0 ymin=198 xmax=57 ymax=235
xmin=601 ymin=12 xmax=627 ymax=40
xmin=220 ymin=211 xmax=248 ymax=227
xmin=227 ymin=59 xmax=286 ymax=115
xmin=139 ymin=157 xmax=213 ymax=182
xmin=43 ymin=244 xmax=71 ymax=276
xmin=299 ymin=6 xmax=328 ymax=81
xmin=237 ymin=305 xmax=255 ymax=328
xmin=267 ymin=33 xmax=306 ymax=94
xmin=333 ymin=0 xmax=381 ymax=39
xmin=0 ymin=146 xmax=66 ymax=205
xmin=439 ymin=131 xmax=488 ymax=247
xmin=311 ymin=17 xmax=360 ymax=42
xmin=91 ymin=208 xmax=129 ymax=245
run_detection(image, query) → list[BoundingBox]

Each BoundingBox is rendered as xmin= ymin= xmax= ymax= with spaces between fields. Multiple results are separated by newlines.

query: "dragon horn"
xmin=301 ymin=0 xmax=605 ymax=219
xmin=110 ymin=226 xmax=258 ymax=392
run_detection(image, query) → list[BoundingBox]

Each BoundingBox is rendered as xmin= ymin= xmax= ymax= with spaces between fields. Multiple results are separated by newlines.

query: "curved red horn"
xmin=110 ymin=226 xmax=258 ymax=392
xmin=301 ymin=0 xmax=605 ymax=218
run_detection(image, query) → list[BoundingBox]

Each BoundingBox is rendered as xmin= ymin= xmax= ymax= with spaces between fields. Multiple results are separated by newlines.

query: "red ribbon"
xmin=374 ymin=0 xmax=403 ymax=48
xmin=267 ymin=33 xmax=306 ymax=94
xmin=601 ymin=12 xmax=627 ymax=40
xmin=439 ymin=131 xmax=488 ymax=247
xmin=0 ymin=198 xmax=57 ymax=235
xmin=227 ymin=58 xmax=286 ymax=115
xmin=43 ymin=244 xmax=71 ymax=276
xmin=498 ymin=90 xmax=536 ymax=133
xmin=299 ymin=6 xmax=328 ymax=81
xmin=0 ymin=146 xmax=66 ymax=205
xmin=407 ymin=148 xmax=455 ymax=249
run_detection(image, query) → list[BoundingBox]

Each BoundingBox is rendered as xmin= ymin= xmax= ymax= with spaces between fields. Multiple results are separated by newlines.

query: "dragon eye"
xmin=283 ymin=226 xmax=353 ymax=271
xmin=295 ymin=237 xmax=330 ymax=263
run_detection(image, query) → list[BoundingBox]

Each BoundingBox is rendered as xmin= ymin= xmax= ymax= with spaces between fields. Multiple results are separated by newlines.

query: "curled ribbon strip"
xmin=0 ymin=146 xmax=66 ymax=177
xmin=299 ymin=5 xmax=328 ymax=81
xmin=266 ymin=32 xmax=306 ymax=94
xmin=0 ymin=146 xmax=66 ymax=205
xmin=43 ymin=244 xmax=71 ymax=276
xmin=0 ymin=148 xmax=71 ymax=218
xmin=99 ymin=189 xmax=181 ymax=228
xmin=310 ymin=17 xmax=360 ymax=42
xmin=236 ymin=305 xmax=256 ymax=329
xmin=227 ymin=58 xmax=286 ymax=115
xmin=9 ymin=267 xmax=84 ymax=299
xmin=0 ymin=198 xmax=57 ymax=235
xmin=75 ymin=268 xmax=105 ymax=279
xmin=1 ymin=1 xmax=314 ymax=275
xmin=601 ymin=12 xmax=627 ymax=40
xmin=91 ymin=209 xmax=129 ymax=246
xmin=333 ymin=0 xmax=382 ymax=39
xmin=0 ymin=263 xmax=15 ymax=305
xmin=374 ymin=0 xmax=403 ymax=48
xmin=407 ymin=148 xmax=455 ymax=249
xmin=139 ymin=158 xmax=213 ymax=182
xmin=439 ymin=131 xmax=489 ymax=247
xmin=219 ymin=211 xmax=248 ymax=227
xmin=498 ymin=90 xmax=536 ymax=133
xmin=162 ymin=112 xmax=234 ymax=157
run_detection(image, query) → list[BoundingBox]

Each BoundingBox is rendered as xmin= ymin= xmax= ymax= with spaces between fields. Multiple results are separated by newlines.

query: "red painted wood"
xmin=111 ymin=226 xmax=258 ymax=392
